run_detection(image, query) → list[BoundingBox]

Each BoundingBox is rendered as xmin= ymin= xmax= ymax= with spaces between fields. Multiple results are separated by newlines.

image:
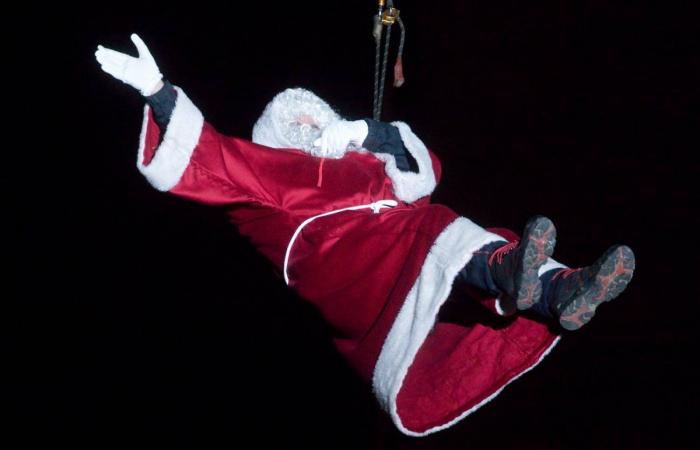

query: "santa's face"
xmin=295 ymin=114 xmax=319 ymax=126
xmin=252 ymin=88 xmax=340 ymax=152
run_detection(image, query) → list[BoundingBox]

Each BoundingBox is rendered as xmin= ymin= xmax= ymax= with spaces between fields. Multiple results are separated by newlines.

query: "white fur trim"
xmin=368 ymin=121 xmax=437 ymax=203
xmin=372 ymin=217 xmax=501 ymax=435
xmin=372 ymin=217 xmax=561 ymax=436
xmin=137 ymin=86 xmax=204 ymax=191
xmin=539 ymin=257 xmax=567 ymax=276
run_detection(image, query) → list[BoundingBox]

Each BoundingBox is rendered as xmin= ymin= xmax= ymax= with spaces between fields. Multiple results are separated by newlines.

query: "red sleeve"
xmin=137 ymin=87 xmax=276 ymax=207
xmin=427 ymin=148 xmax=442 ymax=185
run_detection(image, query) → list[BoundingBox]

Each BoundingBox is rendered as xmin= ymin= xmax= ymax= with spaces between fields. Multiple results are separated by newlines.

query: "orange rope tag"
xmin=393 ymin=55 xmax=405 ymax=87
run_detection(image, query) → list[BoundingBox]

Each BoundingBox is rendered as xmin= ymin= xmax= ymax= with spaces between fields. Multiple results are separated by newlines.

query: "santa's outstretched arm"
xmin=95 ymin=34 xmax=276 ymax=207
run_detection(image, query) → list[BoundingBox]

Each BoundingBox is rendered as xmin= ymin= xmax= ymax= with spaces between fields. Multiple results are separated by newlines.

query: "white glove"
xmin=95 ymin=33 xmax=163 ymax=96
xmin=312 ymin=120 xmax=369 ymax=158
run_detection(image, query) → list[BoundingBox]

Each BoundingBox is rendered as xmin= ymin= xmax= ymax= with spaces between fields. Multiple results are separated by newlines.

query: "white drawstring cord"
xmin=283 ymin=199 xmax=399 ymax=285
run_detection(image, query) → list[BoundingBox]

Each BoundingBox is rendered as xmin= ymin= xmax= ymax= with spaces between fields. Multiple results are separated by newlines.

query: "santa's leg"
xmin=458 ymin=216 xmax=557 ymax=315
xmin=460 ymin=225 xmax=635 ymax=330
xmin=535 ymin=245 xmax=636 ymax=330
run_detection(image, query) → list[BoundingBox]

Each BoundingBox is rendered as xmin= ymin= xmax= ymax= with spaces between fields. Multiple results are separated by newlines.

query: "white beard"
xmin=252 ymin=88 xmax=341 ymax=154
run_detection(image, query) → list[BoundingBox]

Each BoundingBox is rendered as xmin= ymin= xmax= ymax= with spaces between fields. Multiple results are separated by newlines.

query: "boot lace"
xmin=552 ymin=267 xmax=583 ymax=281
xmin=488 ymin=241 xmax=519 ymax=266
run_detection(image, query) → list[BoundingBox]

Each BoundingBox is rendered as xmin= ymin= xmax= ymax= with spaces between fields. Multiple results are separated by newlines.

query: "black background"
xmin=9 ymin=1 xmax=697 ymax=448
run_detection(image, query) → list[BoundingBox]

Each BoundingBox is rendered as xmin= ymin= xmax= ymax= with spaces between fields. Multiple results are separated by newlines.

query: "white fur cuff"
xmin=370 ymin=122 xmax=437 ymax=203
xmin=137 ymin=86 xmax=204 ymax=191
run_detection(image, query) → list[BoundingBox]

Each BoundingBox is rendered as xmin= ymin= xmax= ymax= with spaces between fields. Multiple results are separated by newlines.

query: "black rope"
xmin=372 ymin=15 xmax=382 ymax=120
xmin=376 ymin=22 xmax=392 ymax=121
xmin=372 ymin=0 xmax=405 ymax=121
xmin=397 ymin=16 xmax=405 ymax=63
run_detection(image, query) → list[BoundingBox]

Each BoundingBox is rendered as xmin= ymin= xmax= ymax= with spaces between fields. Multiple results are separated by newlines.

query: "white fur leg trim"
xmin=495 ymin=295 xmax=517 ymax=316
xmin=539 ymin=257 xmax=567 ymax=276
xmin=497 ymin=257 xmax=566 ymax=316
xmin=370 ymin=122 xmax=437 ymax=203
xmin=137 ymin=87 xmax=204 ymax=191
xmin=372 ymin=217 xmax=506 ymax=436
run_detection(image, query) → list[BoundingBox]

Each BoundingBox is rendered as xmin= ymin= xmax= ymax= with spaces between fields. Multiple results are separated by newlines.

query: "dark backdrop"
xmin=10 ymin=1 xmax=697 ymax=448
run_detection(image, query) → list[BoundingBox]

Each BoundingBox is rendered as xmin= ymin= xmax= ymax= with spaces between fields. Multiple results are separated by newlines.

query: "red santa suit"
xmin=136 ymin=86 xmax=560 ymax=436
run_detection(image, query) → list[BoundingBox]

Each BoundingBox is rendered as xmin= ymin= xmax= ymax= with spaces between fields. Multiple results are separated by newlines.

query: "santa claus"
xmin=96 ymin=34 xmax=635 ymax=436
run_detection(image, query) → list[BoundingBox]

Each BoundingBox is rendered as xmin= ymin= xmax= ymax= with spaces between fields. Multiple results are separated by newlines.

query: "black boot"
xmin=542 ymin=245 xmax=635 ymax=330
xmin=486 ymin=216 xmax=557 ymax=310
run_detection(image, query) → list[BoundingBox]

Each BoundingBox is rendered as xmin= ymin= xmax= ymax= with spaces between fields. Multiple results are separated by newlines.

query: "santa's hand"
xmin=95 ymin=33 xmax=163 ymax=96
xmin=313 ymin=120 xmax=369 ymax=158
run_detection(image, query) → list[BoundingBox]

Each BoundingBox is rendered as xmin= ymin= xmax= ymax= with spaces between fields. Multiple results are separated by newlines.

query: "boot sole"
xmin=559 ymin=245 xmax=635 ymax=331
xmin=516 ymin=216 xmax=557 ymax=310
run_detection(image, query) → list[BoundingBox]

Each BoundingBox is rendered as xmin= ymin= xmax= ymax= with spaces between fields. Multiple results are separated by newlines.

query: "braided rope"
xmin=397 ymin=16 xmax=405 ymax=60
xmin=373 ymin=17 xmax=382 ymax=120
xmin=373 ymin=1 xmax=405 ymax=120
xmin=376 ymin=23 xmax=392 ymax=120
